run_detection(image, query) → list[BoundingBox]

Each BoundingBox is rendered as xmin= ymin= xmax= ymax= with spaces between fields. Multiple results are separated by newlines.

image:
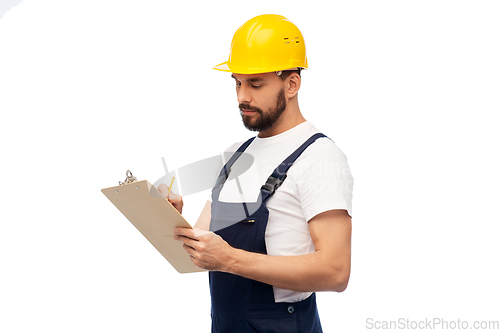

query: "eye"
xmin=251 ymin=84 xmax=262 ymax=89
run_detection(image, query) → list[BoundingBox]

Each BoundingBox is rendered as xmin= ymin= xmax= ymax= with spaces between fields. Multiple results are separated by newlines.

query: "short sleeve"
xmin=291 ymin=139 xmax=353 ymax=220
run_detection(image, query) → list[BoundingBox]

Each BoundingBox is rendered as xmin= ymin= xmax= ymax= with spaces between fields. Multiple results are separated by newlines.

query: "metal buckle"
xmin=118 ymin=170 xmax=137 ymax=185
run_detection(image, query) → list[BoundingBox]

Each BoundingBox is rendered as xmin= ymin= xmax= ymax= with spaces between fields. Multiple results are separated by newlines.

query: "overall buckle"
xmin=214 ymin=173 xmax=229 ymax=189
xmin=261 ymin=174 xmax=287 ymax=195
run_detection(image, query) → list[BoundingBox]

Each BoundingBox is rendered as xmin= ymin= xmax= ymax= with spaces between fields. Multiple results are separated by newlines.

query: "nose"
xmin=237 ymin=83 xmax=251 ymax=105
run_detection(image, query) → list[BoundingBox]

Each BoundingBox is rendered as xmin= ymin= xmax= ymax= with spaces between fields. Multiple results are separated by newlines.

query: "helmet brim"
xmin=213 ymin=62 xmax=231 ymax=72
xmin=213 ymin=61 xmax=308 ymax=75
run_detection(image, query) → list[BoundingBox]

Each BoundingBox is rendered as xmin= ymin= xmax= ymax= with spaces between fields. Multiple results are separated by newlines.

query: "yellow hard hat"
xmin=213 ymin=14 xmax=308 ymax=74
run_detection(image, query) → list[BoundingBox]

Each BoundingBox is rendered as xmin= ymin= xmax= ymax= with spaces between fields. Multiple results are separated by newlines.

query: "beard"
xmin=239 ymin=88 xmax=287 ymax=132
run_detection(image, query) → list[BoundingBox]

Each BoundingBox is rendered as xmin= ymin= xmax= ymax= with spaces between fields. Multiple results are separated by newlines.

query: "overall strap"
xmin=261 ymin=133 xmax=329 ymax=200
xmin=214 ymin=136 xmax=255 ymax=189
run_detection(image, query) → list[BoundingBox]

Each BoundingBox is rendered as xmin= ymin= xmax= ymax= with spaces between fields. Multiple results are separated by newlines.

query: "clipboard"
xmin=101 ymin=171 xmax=205 ymax=273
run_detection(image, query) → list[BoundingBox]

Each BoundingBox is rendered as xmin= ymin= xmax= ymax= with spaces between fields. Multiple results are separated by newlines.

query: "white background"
xmin=1 ymin=0 xmax=499 ymax=332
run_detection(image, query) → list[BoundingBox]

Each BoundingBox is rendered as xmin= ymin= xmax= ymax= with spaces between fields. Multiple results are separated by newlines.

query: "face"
xmin=231 ymin=73 xmax=287 ymax=133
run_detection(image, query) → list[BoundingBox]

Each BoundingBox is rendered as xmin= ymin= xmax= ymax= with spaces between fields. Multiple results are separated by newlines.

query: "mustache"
xmin=239 ymin=103 xmax=262 ymax=113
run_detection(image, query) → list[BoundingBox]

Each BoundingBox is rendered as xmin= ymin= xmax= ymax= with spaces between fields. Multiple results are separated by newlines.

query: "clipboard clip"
xmin=119 ymin=170 xmax=137 ymax=185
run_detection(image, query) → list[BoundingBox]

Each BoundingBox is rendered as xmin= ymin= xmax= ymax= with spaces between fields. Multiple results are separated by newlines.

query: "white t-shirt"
xmin=213 ymin=121 xmax=353 ymax=302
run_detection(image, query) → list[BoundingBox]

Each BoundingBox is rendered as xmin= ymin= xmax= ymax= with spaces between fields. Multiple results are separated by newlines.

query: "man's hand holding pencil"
xmin=158 ymin=177 xmax=184 ymax=214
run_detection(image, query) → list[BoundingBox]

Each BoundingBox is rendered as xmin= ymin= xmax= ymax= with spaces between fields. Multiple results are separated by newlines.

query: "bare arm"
xmin=193 ymin=200 xmax=211 ymax=231
xmin=227 ymin=209 xmax=351 ymax=292
xmin=176 ymin=209 xmax=351 ymax=292
xmin=158 ymin=184 xmax=211 ymax=232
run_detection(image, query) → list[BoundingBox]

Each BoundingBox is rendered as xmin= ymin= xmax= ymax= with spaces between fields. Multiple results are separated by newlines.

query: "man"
xmin=159 ymin=14 xmax=353 ymax=333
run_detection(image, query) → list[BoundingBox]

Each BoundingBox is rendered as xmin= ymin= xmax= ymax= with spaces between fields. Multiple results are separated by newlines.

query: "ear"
xmin=285 ymin=73 xmax=301 ymax=99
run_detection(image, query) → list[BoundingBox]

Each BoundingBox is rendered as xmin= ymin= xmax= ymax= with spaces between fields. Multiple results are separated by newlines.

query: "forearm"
xmin=224 ymin=248 xmax=350 ymax=292
xmin=176 ymin=210 xmax=351 ymax=292
xmin=193 ymin=201 xmax=211 ymax=231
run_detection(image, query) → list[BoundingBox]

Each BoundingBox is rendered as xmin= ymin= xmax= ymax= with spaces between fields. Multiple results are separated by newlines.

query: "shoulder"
xmin=288 ymin=135 xmax=353 ymax=196
xmin=297 ymin=136 xmax=350 ymax=168
xmin=289 ymin=137 xmax=354 ymax=219
xmin=297 ymin=123 xmax=349 ymax=162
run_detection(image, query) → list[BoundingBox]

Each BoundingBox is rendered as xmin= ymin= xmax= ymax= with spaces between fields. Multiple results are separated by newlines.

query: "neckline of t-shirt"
xmin=252 ymin=121 xmax=314 ymax=147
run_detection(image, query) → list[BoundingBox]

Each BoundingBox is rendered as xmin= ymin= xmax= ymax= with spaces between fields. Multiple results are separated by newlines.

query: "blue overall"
xmin=209 ymin=133 xmax=327 ymax=333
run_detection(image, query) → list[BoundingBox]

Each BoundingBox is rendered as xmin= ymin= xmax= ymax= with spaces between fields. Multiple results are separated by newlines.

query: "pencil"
xmin=168 ymin=177 xmax=175 ymax=193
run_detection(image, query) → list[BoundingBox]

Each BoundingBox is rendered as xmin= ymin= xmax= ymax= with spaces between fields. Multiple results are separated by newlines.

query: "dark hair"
xmin=278 ymin=68 xmax=302 ymax=81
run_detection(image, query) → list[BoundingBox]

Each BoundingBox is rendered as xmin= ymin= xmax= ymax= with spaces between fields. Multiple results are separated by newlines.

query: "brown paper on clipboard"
xmin=101 ymin=179 xmax=205 ymax=273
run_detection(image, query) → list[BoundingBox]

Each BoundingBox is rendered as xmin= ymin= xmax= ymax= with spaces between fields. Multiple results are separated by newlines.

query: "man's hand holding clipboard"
xmin=101 ymin=171 xmax=205 ymax=274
